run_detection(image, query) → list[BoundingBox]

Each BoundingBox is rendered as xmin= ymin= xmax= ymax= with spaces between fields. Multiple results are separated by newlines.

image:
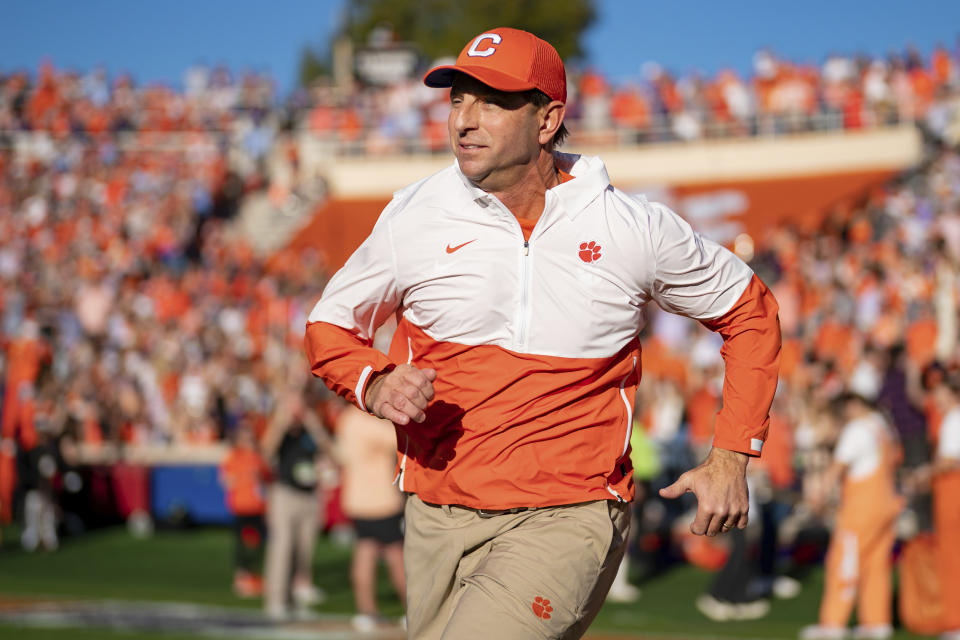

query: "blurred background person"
xmin=800 ymin=393 xmax=904 ymax=640
xmin=694 ymin=473 xmax=768 ymax=622
xmin=1 ymin=319 xmax=49 ymax=528
xmin=18 ymin=387 xmax=62 ymax=552
xmin=605 ymin=419 xmax=660 ymax=604
xmin=260 ymin=389 xmax=329 ymax=620
xmin=877 ymin=343 xmax=933 ymax=530
xmin=218 ymin=419 xmax=271 ymax=598
xmin=913 ymin=372 xmax=960 ymax=640
xmin=334 ymin=404 xmax=406 ymax=632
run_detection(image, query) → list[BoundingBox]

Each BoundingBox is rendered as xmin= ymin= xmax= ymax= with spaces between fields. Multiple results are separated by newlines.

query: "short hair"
xmin=527 ymin=89 xmax=569 ymax=148
xmin=944 ymin=369 xmax=960 ymax=395
xmin=835 ymin=391 xmax=875 ymax=412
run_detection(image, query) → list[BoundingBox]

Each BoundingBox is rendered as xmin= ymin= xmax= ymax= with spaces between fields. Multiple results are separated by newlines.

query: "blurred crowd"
xmin=3 ymin=40 xmax=959 ymax=159
xmin=628 ymin=144 xmax=960 ymax=633
xmin=639 ymin=142 xmax=960 ymax=501
xmin=304 ymin=42 xmax=960 ymax=151
xmin=0 ymin=64 xmax=335 ymax=542
xmin=2 ymin=39 xmax=960 ymax=633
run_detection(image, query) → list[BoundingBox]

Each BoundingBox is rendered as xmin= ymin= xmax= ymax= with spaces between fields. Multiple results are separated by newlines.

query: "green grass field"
xmin=0 ymin=525 xmax=929 ymax=639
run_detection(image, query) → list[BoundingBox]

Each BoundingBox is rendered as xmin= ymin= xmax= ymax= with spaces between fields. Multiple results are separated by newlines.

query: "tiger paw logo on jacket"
xmin=579 ymin=241 xmax=602 ymax=263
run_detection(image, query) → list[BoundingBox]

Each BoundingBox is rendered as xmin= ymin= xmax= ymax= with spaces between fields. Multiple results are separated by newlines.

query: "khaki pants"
xmin=264 ymin=483 xmax=319 ymax=613
xmin=404 ymin=494 xmax=630 ymax=640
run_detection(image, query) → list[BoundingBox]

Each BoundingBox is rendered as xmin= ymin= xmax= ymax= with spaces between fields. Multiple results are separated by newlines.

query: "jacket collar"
xmin=550 ymin=152 xmax=610 ymax=219
xmin=452 ymin=152 xmax=610 ymax=220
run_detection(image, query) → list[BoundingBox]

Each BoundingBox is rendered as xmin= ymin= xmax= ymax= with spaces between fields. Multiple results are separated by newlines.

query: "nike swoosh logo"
xmin=445 ymin=239 xmax=477 ymax=254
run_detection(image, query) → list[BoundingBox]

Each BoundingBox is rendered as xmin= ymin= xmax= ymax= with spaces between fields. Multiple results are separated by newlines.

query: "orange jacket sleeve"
xmin=305 ymin=321 xmax=396 ymax=411
xmin=700 ymin=274 xmax=781 ymax=456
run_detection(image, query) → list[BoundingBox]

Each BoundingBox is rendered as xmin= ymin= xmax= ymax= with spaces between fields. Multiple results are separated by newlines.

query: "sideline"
xmin=0 ymin=597 xmax=404 ymax=640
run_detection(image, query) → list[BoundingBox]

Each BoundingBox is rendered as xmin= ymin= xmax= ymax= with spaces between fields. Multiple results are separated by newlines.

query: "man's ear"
xmin=539 ymin=101 xmax=566 ymax=146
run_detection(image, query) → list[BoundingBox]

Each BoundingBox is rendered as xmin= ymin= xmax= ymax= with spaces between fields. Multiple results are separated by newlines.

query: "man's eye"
xmin=485 ymin=96 xmax=519 ymax=109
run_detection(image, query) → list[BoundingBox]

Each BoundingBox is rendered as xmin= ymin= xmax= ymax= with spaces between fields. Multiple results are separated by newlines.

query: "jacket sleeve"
xmin=305 ymin=321 xmax=395 ymax=410
xmin=648 ymin=202 xmax=781 ymax=456
xmin=699 ymin=275 xmax=781 ymax=455
xmin=305 ymin=205 xmax=403 ymax=411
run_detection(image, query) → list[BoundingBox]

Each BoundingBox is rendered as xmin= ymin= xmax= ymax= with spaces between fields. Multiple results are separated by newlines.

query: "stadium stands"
xmin=1 ymin=45 xmax=960 ymax=623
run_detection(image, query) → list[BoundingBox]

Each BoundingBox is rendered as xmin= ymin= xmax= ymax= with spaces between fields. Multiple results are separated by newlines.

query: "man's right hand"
xmin=364 ymin=364 xmax=437 ymax=425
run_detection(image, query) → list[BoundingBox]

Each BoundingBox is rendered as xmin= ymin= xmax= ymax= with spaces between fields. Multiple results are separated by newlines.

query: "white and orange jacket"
xmin=306 ymin=152 xmax=780 ymax=510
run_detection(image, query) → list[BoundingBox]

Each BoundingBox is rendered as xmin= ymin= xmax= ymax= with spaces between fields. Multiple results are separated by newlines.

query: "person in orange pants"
xmin=929 ymin=376 xmax=960 ymax=640
xmin=801 ymin=393 xmax=904 ymax=640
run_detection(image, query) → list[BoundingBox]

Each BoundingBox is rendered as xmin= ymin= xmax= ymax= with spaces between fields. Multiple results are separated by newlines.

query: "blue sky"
xmin=2 ymin=1 xmax=958 ymax=94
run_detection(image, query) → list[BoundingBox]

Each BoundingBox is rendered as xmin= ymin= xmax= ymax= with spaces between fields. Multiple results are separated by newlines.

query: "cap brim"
xmin=423 ymin=65 xmax=535 ymax=94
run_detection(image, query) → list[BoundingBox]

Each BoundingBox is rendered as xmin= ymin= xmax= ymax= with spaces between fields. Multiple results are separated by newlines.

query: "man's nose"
xmin=453 ymin=100 xmax=478 ymax=134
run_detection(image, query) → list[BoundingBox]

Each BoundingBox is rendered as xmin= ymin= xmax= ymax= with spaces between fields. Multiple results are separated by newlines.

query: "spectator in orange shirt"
xmin=219 ymin=420 xmax=272 ymax=598
xmin=1 ymin=319 xmax=50 ymax=524
xmin=610 ymin=85 xmax=650 ymax=142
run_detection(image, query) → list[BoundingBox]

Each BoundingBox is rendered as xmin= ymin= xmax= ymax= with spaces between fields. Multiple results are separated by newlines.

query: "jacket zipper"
xmin=518 ymin=239 xmax=531 ymax=349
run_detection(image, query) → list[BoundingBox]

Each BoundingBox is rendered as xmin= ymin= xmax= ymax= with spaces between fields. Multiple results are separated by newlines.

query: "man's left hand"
xmin=658 ymin=447 xmax=749 ymax=537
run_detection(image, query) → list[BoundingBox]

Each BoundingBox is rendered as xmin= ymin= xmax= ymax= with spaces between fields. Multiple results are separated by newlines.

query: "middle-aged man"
xmin=305 ymin=27 xmax=780 ymax=640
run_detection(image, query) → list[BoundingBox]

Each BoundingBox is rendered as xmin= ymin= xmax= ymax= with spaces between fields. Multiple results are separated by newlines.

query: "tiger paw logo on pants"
xmin=531 ymin=595 xmax=553 ymax=619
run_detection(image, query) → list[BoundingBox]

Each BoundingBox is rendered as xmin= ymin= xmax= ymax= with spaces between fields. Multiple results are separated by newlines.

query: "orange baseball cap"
xmin=423 ymin=27 xmax=566 ymax=104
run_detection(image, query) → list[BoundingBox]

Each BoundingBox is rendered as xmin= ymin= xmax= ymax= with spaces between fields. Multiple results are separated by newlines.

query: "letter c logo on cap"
xmin=467 ymin=33 xmax=502 ymax=57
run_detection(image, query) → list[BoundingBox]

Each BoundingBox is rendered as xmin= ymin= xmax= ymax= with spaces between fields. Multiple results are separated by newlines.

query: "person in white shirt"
xmin=801 ymin=393 xmax=903 ymax=640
